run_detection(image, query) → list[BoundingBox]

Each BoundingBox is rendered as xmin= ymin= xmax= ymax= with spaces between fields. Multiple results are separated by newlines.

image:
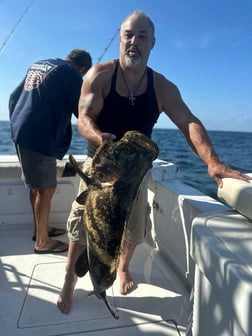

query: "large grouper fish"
xmin=69 ymin=130 xmax=159 ymax=319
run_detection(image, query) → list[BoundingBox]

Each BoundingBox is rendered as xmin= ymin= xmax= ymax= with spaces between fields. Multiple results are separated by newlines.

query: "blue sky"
xmin=0 ymin=0 xmax=251 ymax=132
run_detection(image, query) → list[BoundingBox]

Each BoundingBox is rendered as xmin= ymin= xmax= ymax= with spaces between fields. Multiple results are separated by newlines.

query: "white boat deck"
xmin=2 ymin=155 xmax=251 ymax=335
xmin=0 ymin=222 xmax=190 ymax=336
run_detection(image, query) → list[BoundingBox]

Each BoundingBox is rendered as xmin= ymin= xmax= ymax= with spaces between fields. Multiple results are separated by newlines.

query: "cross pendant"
xmin=129 ymin=92 xmax=136 ymax=106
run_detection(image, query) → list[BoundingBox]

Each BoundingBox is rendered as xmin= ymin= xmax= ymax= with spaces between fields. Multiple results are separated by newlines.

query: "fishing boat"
xmin=0 ymin=154 xmax=251 ymax=336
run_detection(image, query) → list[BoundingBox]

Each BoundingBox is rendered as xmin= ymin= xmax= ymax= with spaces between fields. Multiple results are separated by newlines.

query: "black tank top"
xmin=87 ymin=60 xmax=160 ymax=157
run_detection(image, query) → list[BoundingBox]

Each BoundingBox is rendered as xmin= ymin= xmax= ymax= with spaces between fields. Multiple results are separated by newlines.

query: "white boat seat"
xmin=217 ymin=174 xmax=252 ymax=220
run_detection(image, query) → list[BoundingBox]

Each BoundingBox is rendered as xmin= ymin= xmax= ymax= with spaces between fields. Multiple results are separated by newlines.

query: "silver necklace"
xmin=120 ymin=67 xmax=147 ymax=106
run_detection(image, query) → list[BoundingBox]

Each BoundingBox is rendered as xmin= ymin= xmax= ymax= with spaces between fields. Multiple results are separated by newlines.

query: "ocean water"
xmin=1 ymin=120 xmax=251 ymax=199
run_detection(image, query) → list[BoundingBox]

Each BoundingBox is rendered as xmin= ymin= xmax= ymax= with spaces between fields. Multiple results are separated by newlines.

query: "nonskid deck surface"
xmin=0 ymin=223 xmax=190 ymax=336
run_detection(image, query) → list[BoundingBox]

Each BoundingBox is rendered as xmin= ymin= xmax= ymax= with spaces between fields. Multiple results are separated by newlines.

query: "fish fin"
xmin=69 ymin=154 xmax=104 ymax=188
xmin=69 ymin=155 xmax=96 ymax=186
xmin=76 ymin=190 xmax=89 ymax=205
xmin=75 ymin=248 xmax=89 ymax=277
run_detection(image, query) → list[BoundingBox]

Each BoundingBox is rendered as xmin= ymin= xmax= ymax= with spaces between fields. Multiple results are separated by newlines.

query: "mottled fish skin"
xmin=69 ymin=131 xmax=159 ymax=319
xmin=74 ymin=246 xmax=119 ymax=319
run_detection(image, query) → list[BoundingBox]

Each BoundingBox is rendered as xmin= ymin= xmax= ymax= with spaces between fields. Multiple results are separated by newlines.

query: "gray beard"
xmin=124 ymin=54 xmax=142 ymax=67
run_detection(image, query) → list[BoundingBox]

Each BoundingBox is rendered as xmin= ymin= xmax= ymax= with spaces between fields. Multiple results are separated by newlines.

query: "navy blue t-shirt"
xmin=9 ymin=58 xmax=82 ymax=159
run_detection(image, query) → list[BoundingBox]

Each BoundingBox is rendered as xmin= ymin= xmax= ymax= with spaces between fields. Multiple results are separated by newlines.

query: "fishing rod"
xmin=1 ymin=1 xmax=118 ymax=63
xmin=0 ymin=0 xmax=34 ymax=54
xmin=96 ymin=27 xmax=120 ymax=64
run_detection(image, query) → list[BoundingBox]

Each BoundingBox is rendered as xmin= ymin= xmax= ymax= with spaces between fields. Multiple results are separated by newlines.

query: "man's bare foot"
xmin=57 ymin=270 xmax=77 ymax=314
xmin=119 ymin=270 xmax=134 ymax=295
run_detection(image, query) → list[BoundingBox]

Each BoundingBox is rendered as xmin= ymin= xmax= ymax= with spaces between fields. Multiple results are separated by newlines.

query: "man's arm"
xmin=9 ymin=79 xmax=25 ymax=118
xmin=77 ymin=62 xmax=116 ymax=145
xmin=158 ymin=74 xmax=250 ymax=186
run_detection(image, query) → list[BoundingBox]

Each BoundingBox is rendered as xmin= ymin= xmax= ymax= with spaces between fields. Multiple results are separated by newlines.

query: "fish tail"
xmin=87 ymin=290 xmax=119 ymax=319
xmin=99 ymin=291 xmax=119 ymax=320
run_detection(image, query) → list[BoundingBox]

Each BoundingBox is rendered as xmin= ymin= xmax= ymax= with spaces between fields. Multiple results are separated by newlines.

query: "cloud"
xmin=171 ymin=34 xmax=210 ymax=50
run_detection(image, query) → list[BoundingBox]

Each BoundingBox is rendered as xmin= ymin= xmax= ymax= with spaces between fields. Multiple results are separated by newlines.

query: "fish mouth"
xmin=123 ymin=131 xmax=159 ymax=158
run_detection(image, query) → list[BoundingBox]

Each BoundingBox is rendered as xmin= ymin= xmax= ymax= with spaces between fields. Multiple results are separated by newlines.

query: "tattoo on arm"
xmin=79 ymin=96 xmax=94 ymax=115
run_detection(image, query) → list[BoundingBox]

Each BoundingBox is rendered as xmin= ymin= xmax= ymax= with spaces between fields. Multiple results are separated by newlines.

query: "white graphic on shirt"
xmin=24 ymin=62 xmax=56 ymax=91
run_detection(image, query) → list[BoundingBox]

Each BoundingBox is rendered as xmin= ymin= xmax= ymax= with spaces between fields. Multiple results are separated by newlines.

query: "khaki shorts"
xmin=67 ymin=157 xmax=151 ymax=246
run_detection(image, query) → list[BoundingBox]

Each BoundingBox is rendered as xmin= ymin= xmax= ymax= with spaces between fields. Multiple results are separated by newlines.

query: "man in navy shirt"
xmin=9 ymin=49 xmax=92 ymax=254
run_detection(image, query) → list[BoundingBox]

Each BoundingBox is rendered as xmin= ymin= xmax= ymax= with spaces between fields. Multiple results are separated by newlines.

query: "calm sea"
xmin=1 ymin=120 xmax=251 ymax=199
